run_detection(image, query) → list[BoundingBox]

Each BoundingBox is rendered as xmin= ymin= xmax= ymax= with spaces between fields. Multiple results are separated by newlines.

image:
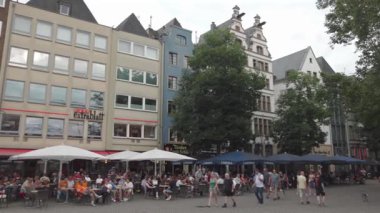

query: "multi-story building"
xmin=202 ymin=6 xmax=276 ymax=156
xmin=0 ymin=0 xmax=162 ymax=159
xmin=273 ymin=47 xmax=334 ymax=155
xmin=147 ymin=18 xmax=193 ymax=154
xmin=108 ymin=13 xmax=161 ymax=152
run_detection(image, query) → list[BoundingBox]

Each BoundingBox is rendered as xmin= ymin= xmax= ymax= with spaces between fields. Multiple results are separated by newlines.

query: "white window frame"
xmin=28 ymin=83 xmax=47 ymax=104
xmin=76 ymin=30 xmax=91 ymax=48
xmin=113 ymin=123 xmax=128 ymax=138
xmin=32 ymin=51 xmax=50 ymax=71
xmin=118 ymin=40 xmax=132 ymax=54
xmin=73 ymin=59 xmax=88 ymax=77
xmin=144 ymin=98 xmax=157 ymax=112
xmin=56 ymin=25 xmax=72 ymax=44
xmin=94 ymin=35 xmax=107 ymax=52
xmin=50 ymin=86 xmax=67 ymax=106
xmin=91 ymin=62 xmax=106 ymax=81
xmin=53 ymin=55 xmax=70 ymax=74
xmin=59 ymin=4 xmax=70 ymax=16
xmin=12 ymin=15 xmax=32 ymax=35
xmin=9 ymin=47 xmax=28 ymax=68
xmin=0 ymin=0 xmax=5 ymax=8
xmin=36 ymin=20 xmax=53 ymax=40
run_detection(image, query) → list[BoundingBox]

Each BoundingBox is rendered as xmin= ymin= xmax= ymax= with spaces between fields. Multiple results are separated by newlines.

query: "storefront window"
xmin=0 ymin=114 xmax=20 ymax=135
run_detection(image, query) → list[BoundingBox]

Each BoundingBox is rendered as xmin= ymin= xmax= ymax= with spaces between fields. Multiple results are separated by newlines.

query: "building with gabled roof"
xmin=200 ymin=6 xmax=276 ymax=156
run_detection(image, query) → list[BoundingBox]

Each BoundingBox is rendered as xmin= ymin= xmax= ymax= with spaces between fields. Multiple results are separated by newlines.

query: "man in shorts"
xmin=222 ymin=173 xmax=236 ymax=208
xmin=297 ymin=171 xmax=308 ymax=204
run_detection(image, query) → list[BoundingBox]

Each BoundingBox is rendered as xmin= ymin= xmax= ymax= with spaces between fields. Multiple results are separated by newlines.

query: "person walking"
xmin=254 ymin=169 xmax=265 ymax=204
xmin=222 ymin=173 xmax=236 ymax=208
xmin=297 ymin=171 xmax=308 ymax=204
xmin=207 ymin=172 xmax=218 ymax=207
xmin=315 ymin=172 xmax=326 ymax=206
xmin=271 ymin=169 xmax=280 ymax=200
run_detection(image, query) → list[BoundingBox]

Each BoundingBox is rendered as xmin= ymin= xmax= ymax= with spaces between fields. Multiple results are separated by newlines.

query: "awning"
xmin=0 ymin=148 xmax=33 ymax=156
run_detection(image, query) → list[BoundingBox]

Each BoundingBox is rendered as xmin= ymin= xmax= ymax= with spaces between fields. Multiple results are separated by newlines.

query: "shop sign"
xmin=164 ymin=143 xmax=189 ymax=155
xmin=73 ymin=108 xmax=104 ymax=121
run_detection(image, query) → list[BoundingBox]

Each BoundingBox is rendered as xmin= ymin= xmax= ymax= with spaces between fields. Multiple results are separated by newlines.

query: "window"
xmin=262 ymin=96 xmax=266 ymax=111
xmin=90 ymin=91 xmax=104 ymax=109
xmin=117 ymin=67 xmax=130 ymax=81
xmin=130 ymin=97 xmax=143 ymax=110
xmin=4 ymin=80 xmax=24 ymax=101
xmin=0 ymin=114 xmax=20 ymax=135
xmin=264 ymin=63 xmax=269 ymax=72
xmin=115 ymin=95 xmax=129 ymax=108
xmin=88 ymin=122 xmax=102 ymax=139
xmin=94 ymin=35 xmax=107 ymax=51
xmin=76 ymin=30 xmax=90 ymax=48
xmin=47 ymin=118 xmax=64 ymax=137
xmin=73 ymin=59 xmax=88 ymax=77
xmin=50 ymin=86 xmax=66 ymax=105
xmin=36 ymin=21 xmax=52 ymax=39
xmin=0 ymin=0 xmax=5 ymax=7
xmin=56 ymin=26 xmax=72 ymax=43
xmin=266 ymin=96 xmax=271 ymax=112
xmin=168 ymin=101 xmax=176 ymax=114
xmin=13 ymin=15 xmax=32 ymax=34
xmin=92 ymin=63 xmax=106 ymax=80
xmin=256 ymin=96 xmax=262 ymax=111
xmin=176 ymin=35 xmax=187 ymax=46
xmin=184 ymin=56 xmax=189 ymax=68
xmin=25 ymin=117 xmax=43 ymax=136
xmin=0 ymin=21 xmax=2 ymax=38
xmin=257 ymin=46 xmax=264 ymax=55
xmin=257 ymin=34 xmax=262 ymax=39
xmin=309 ymin=58 xmax=313 ymax=63
xmin=168 ymin=76 xmax=178 ymax=90
xmin=146 ymin=47 xmax=158 ymax=60
xmin=53 ymin=55 xmax=69 ymax=74
xmin=118 ymin=40 xmax=131 ymax=53
xmin=144 ymin=126 xmax=156 ymax=139
xmin=32 ymin=51 xmax=49 ymax=70
xmin=265 ymin=78 xmax=270 ymax=89
xmin=131 ymin=70 xmax=144 ymax=83
xmin=9 ymin=47 xmax=28 ymax=67
xmin=257 ymin=61 xmax=264 ymax=71
xmin=114 ymin=123 xmax=127 ymax=137
xmin=307 ymin=71 xmax=311 ymax=75
xmin=71 ymin=89 xmax=86 ymax=108
xmin=133 ymin=43 xmax=145 ymax=56
xmin=145 ymin=73 xmax=157 ymax=85
xmin=145 ymin=98 xmax=156 ymax=111
xmin=68 ymin=120 xmax=84 ymax=138
xmin=59 ymin=4 xmax=70 ymax=15
xmin=169 ymin=52 xmax=177 ymax=65
xmin=129 ymin=125 xmax=141 ymax=138
xmin=254 ymin=118 xmax=259 ymax=136
xmin=253 ymin=59 xmax=257 ymax=69
xmin=28 ymin=83 xmax=46 ymax=103
xmin=313 ymin=72 xmax=317 ymax=78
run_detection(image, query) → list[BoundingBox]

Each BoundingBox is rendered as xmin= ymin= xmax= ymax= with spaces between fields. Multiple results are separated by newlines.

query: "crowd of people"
xmin=0 ymin=165 xmax=378 ymax=208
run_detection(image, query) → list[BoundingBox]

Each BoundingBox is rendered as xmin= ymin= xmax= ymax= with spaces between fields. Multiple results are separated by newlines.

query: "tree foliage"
xmin=273 ymin=71 xmax=329 ymax=155
xmin=316 ymin=0 xmax=380 ymax=74
xmin=317 ymin=0 xmax=380 ymax=158
xmin=173 ymin=29 xmax=265 ymax=154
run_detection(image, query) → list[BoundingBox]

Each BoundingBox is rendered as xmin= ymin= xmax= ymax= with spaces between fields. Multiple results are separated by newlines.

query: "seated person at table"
xmin=142 ymin=177 xmax=155 ymax=197
xmin=95 ymin=175 xmax=103 ymax=188
xmin=124 ymin=178 xmax=134 ymax=201
xmin=40 ymin=173 xmax=50 ymax=188
xmin=99 ymin=179 xmax=111 ymax=204
xmin=57 ymin=176 xmax=68 ymax=201
xmin=20 ymin=177 xmax=34 ymax=198
xmin=116 ymin=178 xmax=125 ymax=201
xmin=75 ymin=178 xmax=102 ymax=206
xmin=163 ymin=178 xmax=177 ymax=201
xmin=33 ymin=176 xmax=42 ymax=189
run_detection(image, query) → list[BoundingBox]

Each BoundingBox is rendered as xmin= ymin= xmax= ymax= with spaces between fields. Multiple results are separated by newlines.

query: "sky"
xmin=21 ymin=0 xmax=359 ymax=74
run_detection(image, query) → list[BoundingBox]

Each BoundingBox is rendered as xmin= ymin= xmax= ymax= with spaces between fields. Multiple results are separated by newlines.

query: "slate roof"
xmin=317 ymin=56 xmax=335 ymax=73
xmin=26 ymin=0 xmax=97 ymax=23
xmin=164 ymin=18 xmax=182 ymax=28
xmin=116 ymin=13 xmax=149 ymax=37
xmin=273 ymin=46 xmax=311 ymax=80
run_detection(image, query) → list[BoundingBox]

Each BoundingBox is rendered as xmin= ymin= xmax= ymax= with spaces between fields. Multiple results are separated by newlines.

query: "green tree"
xmin=173 ymin=29 xmax=265 ymax=154
xmin=316 ymin=0 xmax=380 ymax=74
xmin=273 ymin=71 xmax=329 ymax=155
xmin=317 ymin=0 xmax=380 ymax=158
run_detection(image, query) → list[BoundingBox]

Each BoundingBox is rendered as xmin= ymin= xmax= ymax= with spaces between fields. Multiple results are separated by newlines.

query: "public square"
xmin=2 ymin=180 xmax=379 ymax=213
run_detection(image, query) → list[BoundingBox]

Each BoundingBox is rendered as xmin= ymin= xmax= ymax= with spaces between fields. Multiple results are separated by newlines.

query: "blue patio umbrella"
xmin=198 ymin=151 xmax=264 ymax=165
xmin=265 ymin=153 xmax=302 ymax=164
xmin=298 ymin=154 xmax=331 ymax=164
xmin=327 ymin=155 xmax=365 ymax=165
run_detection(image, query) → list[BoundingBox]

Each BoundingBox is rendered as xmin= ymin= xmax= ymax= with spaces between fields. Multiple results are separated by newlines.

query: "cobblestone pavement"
xmin=2 ymin=180 xmax=379 ymax=213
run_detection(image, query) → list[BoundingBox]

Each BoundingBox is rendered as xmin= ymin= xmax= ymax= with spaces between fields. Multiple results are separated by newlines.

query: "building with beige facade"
xmin=0 ymin=0 xmax=162 ymax=158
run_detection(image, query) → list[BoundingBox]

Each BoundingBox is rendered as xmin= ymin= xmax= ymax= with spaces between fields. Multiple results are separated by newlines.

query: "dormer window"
xmin=59 ymin=4 xmax=70 ymax=16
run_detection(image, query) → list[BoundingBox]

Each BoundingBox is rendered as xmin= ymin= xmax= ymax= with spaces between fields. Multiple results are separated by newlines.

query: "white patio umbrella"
xmin=9 ymin=144 xmax=106 ymax=182
xmin=106 ymin=150 xmax=139 ymax=171
xmin=129 ymin=148 xmax=196 ymax=176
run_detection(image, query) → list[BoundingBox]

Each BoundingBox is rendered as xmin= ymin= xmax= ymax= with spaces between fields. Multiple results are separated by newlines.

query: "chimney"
xmin=254 ymin=14 xmax=261 ymax=26
xmin=232 ymin=5 xmax=240 ymax=18
xmin=210 ymin=22 xmax=216 ymax=30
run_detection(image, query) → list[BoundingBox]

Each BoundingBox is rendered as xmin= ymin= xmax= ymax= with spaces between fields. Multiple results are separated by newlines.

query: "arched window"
xmin=257 ymin=46 xmax=264 ymax=55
